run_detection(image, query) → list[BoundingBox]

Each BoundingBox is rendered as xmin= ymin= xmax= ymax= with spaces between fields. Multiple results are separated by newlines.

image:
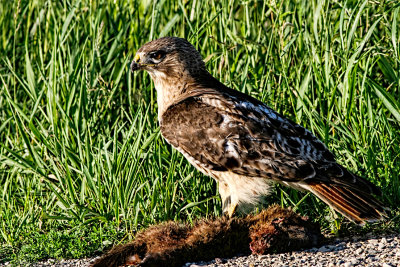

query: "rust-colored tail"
xmin=307 ymin=182 xmax=387 ymax=225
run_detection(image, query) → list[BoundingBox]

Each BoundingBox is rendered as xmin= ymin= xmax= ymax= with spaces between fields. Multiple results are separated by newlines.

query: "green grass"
xmin=1 ymin=0 xmax=400 ymax=263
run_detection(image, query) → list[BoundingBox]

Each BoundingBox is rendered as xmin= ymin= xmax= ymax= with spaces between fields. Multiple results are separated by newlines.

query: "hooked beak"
xmin=130 ymin=54 xmax=142 ymax=72
xmin=130 ymin=61 xmax=141 ymax=72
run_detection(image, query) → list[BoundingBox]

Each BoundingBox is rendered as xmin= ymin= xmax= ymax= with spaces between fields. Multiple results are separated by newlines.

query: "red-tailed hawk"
xmin=130 ymin=37 xmax=386 ymax=224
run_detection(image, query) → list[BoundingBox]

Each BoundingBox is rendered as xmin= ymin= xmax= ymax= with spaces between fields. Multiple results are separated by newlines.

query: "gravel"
xmin=3 ymin=234 xmax=399 ymax=267
xmin=186 ymin=234 xmax=400 ymax=267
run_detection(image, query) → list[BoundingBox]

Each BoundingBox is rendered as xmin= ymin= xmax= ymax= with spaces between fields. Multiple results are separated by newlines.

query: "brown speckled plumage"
xmin=130 ymin=37 xmax=387 ymax=224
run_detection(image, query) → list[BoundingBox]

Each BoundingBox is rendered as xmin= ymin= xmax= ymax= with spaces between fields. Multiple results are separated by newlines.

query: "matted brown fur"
xmin=91 ymin=205 xmax=322 ymax=267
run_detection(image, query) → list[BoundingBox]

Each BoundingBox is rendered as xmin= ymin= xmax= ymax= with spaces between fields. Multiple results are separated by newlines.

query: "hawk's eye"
xmin=149 ymin=50 xmax=166 ymax=61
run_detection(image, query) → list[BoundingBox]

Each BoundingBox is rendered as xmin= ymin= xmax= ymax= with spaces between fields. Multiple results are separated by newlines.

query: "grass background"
xmin=1 ymin=0 xmax=400 ymax=263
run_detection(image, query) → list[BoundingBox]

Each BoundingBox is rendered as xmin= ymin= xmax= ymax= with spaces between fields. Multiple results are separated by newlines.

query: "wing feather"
xmin=161 ymin=90 xmax=381 ymax=196
xmin=162 ymin=94 xmax=317 ymax=181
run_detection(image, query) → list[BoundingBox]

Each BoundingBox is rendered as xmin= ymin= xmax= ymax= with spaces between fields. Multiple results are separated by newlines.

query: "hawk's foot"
xmin=227 ymin=202 xmax=238 ymax=218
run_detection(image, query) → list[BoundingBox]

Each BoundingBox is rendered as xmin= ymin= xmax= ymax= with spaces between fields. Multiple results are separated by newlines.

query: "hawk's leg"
xmin=219 ymin=181 xmax=238 ymax=218
xmin=222 ymin=196 xmax=238 ymax=218
xmin=227 ymin=202 xmax=238 ymax=218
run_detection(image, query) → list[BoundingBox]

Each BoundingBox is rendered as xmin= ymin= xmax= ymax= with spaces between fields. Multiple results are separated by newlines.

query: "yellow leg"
xmin=218 ymin=181 xmax=238 ymax=218
xmin=227 ymin=202 xmax=238 ymax=218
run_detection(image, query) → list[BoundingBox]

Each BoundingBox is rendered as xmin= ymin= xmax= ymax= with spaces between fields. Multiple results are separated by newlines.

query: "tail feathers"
xmin=307 ymin=183 xmax=387 ymax=225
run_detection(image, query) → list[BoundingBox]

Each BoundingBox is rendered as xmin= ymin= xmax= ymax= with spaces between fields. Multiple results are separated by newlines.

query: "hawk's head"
xmin=131 ymin=37 xmax=206 ymax=79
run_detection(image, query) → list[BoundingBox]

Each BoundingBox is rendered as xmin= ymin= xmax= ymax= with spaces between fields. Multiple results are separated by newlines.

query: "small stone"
xmin=214 ymin=258 xmax=226 ymax=264
xmin=381 ymin=237 xmax=388 ymax=244
xmin=378 ymin=243 xmax=385 ymax=250
xmin=368 ymin=239 xmax=379 ymax=244
xmin=383 ymin=263 xmax=392 ymax=267
xmin=355 ymin=248 xmax=363 ymax=255
xmin=318 ymin=246 xmax=330 ymax=252
xmin=344 ymin=262 xmax=353 ymax=267
xmin=327 ymin=245 xmax=337 ymax=251
xmin=320 ymin=245 xmax=336 ymax=252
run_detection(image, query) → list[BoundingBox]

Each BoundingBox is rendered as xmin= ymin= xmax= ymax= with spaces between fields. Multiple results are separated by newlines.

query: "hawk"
xmin=130 ymin=37 xmax=386 ymax=224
